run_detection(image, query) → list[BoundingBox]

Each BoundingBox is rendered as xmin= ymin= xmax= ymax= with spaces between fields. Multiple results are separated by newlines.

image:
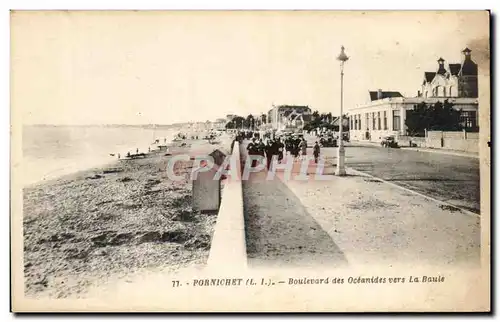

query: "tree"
xmin=405 ymin=100 xmax=462 ymax=136
xmin=311 ymin=110 xmax=320 ymax=122
xmin=309 ymin=110 xmax=322 ymax=129
xmin=246 ymin=114 xmax=255 ymax=130
xmin=326 ymin=112 xmax=333 ymax=124
xmin=405 ymin=102 xmax=429 ymax=136
xmin=233 ymin=116 xmax=245 ymax=129
xmin=432 ymin=100 xmax=462 ymax=131
xmin=261 ymin=113 xmax=267 ymax=124
xmin=225 ymin=116 xmax=246 ymax=129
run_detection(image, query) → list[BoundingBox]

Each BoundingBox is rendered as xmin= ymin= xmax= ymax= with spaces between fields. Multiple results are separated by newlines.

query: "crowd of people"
xmin=230 ymin=130 xmax=322 ymax=170
xmin=246 ymin=137 xmax=285 ymax=169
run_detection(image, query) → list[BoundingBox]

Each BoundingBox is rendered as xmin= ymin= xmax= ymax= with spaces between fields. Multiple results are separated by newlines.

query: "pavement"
xmin=348 ymin=145 xmax=479 ymax=214
xmin=239 ymin=140 xmax=346 ymax=268
xmin=399 ymin=146 xmax=479 ymax=159
xmin=276 ymin=168 xmax=481 ymax=268
xmin=349 ymin=140 xmax=479 ymax=159
xmin=240 ymin=138 xmax=481 ymax=269
xmin=306 ymin=136 xmax=480 ymax=214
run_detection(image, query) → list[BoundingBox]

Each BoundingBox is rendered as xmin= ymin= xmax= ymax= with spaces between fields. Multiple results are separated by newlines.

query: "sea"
xmin=21 ymin=125 xmax=187 ymax=187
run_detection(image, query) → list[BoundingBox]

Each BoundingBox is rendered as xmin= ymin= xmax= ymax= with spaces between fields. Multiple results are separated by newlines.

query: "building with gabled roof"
xmin=267 ymin=105 xmax=312 ymax=131
xmin=348 ymin=48 xmax=479 ymax=143
xmin=421 ymin=47 xmax=478 ymax=99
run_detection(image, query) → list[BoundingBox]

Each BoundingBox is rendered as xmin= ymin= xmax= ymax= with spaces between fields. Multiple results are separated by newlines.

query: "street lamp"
xmin=336 ymin=45 xmax=349 ymax=176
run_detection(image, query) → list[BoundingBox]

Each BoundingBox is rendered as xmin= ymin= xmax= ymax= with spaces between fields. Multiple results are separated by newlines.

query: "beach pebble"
xmin=94 ymin=249 xmax=108 ymax=256
xmin=139 ymin=231 xmax=161 ymax=243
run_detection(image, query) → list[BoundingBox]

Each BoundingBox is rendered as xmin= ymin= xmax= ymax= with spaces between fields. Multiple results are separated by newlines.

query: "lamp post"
xmin=336 ymin=45 xmax=349 ymax=176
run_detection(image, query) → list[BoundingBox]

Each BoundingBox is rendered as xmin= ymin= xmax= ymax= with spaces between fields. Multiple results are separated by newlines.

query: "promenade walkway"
xmin=240 ymin=141 xmax=347 ymax=268
xmin=239 ymin=139 xmax=480 ymax=269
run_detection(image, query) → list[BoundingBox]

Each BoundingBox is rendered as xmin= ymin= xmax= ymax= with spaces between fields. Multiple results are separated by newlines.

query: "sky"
xmin=11 ymin=11 xmax=489 ymax=125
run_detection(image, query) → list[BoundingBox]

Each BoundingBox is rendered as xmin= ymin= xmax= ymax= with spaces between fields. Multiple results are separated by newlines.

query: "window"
xmin=393 ymin=110 xmax=400 ymax=131
xmin=435 ymin=86 xmax=446 ymax=97
xmin=350 ymin=116 xmax=353 ymax=129
xmin=460 ymin=111 xmax=477 ymax=129
xmin=372 ymin=112 xmax=376 ymax=129
xmin=365 ymin=113 xmax=369 ymax=130
xmin=377 ymin=112 xmax=381 ymax=130
xmin=383 ymin=111 xmax=388 ymax=130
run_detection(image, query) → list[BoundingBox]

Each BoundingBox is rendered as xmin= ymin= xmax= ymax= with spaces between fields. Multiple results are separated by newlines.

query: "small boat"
xmin=119 ymin=152 xmax=147 ymax=161
xmin=156 ymin=145 xmax=168 ymax=151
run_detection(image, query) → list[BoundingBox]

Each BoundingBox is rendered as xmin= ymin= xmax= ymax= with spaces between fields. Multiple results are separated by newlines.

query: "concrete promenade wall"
xmin=397 ymin=136 xmax=426 ymax=148
xmin=207 ymin=141 xmax=247 ymax=269
xmin=397 ymin=131 xmax=479 ymax=154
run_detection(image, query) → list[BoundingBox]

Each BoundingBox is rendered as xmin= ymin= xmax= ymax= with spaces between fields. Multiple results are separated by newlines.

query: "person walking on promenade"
xmin=300 ymin=138 xmax=308 ymax=160
xmin=247 ymin=138 xmax=258 ymax=168
xmin=277 ymin=137 xmax=284 ymax=163
xmin=274 ymin=139 xmax=280 ymax=163
xmin=257 ymin=139 xmax=266 ymax=157
xmin=285 ymin=136 xmax=292 ymax=158
xmin=313 ymin=141 xmax=321 ymax=164
xmin=292 ymin=137 xmax=300 ymax=159
xmin=264 ymin=139 xmax=274 ymax=170
xmin=256 ymin=139 xmax=266 ymax=169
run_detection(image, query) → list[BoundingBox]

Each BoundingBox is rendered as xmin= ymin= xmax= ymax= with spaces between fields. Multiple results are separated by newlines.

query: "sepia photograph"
xmin=10 ymin=10 xmax=491 ymax=312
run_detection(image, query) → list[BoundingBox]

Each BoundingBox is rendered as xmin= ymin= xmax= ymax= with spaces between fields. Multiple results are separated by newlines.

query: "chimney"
xmin=462 ymin=47 xmax=472 ymax=60
xmin=377 ymin=89 xmax=383 ymax=100
xmin=437 ymin=57 xmax=446 ymax=75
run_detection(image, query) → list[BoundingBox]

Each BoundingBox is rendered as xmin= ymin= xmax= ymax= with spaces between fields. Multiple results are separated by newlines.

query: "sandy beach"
xmin=22 ymin=137 xmax=230 ymax=299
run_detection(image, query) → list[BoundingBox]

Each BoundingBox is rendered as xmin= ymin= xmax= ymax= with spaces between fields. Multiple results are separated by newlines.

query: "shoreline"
xmin=22 ymin=139 xmax=172 ymax=188
xmin=23 ymin=159 xmax=120 ymax=189
xmin=21 ymin=126 xmax=213 ymax=188
xmin=23 ymin=137 xmax=229 ymax=299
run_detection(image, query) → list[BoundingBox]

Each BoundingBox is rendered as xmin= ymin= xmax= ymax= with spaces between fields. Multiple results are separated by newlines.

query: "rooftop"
xmin=449 ymin=64 xmax=461 ymax=76
xmin=369 ymin=91 xmax=404 ymax=101
xmin=274 ymin=105 xmax=311 ymax=109
xmin=424 ymin=72 xmax=436 ymax=83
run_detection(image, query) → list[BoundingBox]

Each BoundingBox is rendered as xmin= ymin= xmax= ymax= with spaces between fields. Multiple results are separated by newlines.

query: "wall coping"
xmin=207 ymin=141 xmax=247 ymax=270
